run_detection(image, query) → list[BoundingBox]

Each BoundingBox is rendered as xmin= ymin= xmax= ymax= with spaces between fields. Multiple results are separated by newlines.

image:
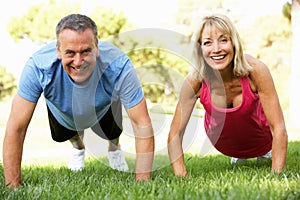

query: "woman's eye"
xmin=203 ymin=41 xmax=211 ymax=46
xmin=220 ymin=38 xmax=228 ymax=43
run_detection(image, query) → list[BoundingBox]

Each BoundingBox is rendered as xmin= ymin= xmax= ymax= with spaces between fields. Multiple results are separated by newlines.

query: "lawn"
xmin=1 ymin=141 xmax=299 ymax=200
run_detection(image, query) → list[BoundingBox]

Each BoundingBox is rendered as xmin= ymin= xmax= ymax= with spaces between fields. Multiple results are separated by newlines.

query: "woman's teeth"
xmin=212 ymin=55 xmax=225 ymax=60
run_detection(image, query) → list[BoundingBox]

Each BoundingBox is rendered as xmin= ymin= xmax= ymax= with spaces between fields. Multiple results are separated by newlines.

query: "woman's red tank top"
xmin=200 ymin=76 xmax=272 ymax=158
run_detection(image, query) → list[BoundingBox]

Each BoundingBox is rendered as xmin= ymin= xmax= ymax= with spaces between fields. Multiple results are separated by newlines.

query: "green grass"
xmin=1 ymin=141 xmax=300 ymax=200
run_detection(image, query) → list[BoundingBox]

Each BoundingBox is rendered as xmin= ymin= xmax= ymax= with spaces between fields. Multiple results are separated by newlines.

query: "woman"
xmin=167 ymin=14 xmax=287 ymax=177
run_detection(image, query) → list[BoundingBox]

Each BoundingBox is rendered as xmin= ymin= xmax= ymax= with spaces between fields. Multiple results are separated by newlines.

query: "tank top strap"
xmin=240 ymin=76 xmax=257 ymax=100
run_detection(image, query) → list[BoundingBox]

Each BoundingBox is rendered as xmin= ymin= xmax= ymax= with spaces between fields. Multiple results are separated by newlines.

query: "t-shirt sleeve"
xmin=114 ymin=57 xmax=144 ymax=109
xmin=17 ymin=58 xmax=43 ymax=103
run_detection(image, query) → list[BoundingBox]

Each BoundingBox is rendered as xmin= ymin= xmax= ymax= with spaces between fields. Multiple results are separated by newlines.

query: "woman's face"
xmin=200 ymin=24 xmax=234 ymax=71
xmin=56 ymin=28 xmax=99 ymax=84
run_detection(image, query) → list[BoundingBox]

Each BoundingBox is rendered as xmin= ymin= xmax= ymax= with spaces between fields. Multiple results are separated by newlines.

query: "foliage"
xmin=1 ymin=141 xmax=299 ymax=199
xmin=7 ymin=0 xmax=81 ymax=44
xmin=237 ymin=14 xmax=292 ymax=111
xmin=251 ymin=15 xmax=291 ymax=50
xmin=132 ymin=50 xmax=188 ymax=105
xmin=283 ymin=1 xmax=292 ymax=21
xmin=0 ymin=66 xmax=17 ymax=100
xmin=176 ymin=0 xmax=223 ymax=27
xmin=89 ymin=7 xmax=133 ymax=40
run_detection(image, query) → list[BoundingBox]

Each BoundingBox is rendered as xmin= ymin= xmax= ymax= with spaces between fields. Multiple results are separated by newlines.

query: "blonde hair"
xmin=189 ymin=14 xmax=252 ymax=81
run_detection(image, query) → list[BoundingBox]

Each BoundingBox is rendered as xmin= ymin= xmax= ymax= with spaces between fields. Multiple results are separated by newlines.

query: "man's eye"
xmin=65 ymin=52 xmax=75 ymax=56
xmin=82 ymin=50 xmax=90 ymax=55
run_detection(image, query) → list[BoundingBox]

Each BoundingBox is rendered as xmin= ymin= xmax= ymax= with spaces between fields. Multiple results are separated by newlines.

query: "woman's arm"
xmin=168 ymin=75 xmax=201 ymax=177
xmin=246 ymin=54 xmax=288 ymax=172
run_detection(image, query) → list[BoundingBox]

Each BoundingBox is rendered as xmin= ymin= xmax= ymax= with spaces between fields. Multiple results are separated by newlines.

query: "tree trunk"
xmin=289 ymin=0 xmax=300 ymax=128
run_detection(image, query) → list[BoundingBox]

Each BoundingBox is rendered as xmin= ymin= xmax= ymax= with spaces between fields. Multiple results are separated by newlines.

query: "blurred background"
xmin=0 ymin=0 xmax=299 ymax=165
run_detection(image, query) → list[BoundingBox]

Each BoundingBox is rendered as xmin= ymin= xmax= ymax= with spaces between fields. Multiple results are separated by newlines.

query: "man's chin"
xmin=71 ymin=75 xmax=89 ymax=84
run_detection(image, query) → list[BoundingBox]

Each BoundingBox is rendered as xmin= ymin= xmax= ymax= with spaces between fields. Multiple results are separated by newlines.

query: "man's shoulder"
xmin=30 ymin=41 xmax=59 ymax=69
xmin=98 ymin=41 xmax=126 ymax=63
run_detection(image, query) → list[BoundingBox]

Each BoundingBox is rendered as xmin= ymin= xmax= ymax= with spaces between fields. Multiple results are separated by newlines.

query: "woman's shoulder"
xmin=245 ymin=54 xmax=272 ymax=91
xmin=244 ymin=54 xmax=268 ymax=69
xmin=186 ymin=73 xmax=203 ymax=97
xmin=244 ymin=54 xmax=270 ymax=79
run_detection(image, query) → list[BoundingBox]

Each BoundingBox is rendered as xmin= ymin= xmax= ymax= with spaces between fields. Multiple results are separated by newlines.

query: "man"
xmin=3 ymin=14 xmax=154 ymax=188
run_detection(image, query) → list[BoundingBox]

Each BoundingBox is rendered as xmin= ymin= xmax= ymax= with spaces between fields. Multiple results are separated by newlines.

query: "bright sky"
xmin=0 ymin=0 xmax=288 ymax=78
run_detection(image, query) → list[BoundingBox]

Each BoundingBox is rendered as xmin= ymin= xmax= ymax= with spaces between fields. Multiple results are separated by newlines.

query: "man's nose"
xmin=73 ymin=53 xmax=84 ymax=66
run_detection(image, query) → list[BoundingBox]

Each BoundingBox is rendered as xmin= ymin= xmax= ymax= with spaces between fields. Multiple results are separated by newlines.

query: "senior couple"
xmin=3 ymin=13 xmax=287 ymax=188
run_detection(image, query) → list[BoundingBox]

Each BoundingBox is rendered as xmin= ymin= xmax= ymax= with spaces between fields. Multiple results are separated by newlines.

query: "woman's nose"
xmin=212 ymin=42 xmax=221 ymax=52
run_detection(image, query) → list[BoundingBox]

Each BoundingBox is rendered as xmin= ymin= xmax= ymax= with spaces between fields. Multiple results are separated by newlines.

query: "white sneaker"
xmin=257 ymin=150 xmax=272 ymax=162
xmin=230 ymin=157 xmax=246 ymax=164
xmin=68 ymin=148 xmax=85 ymax=171
xmin=108 ymin=150 xmax=129 ymax=172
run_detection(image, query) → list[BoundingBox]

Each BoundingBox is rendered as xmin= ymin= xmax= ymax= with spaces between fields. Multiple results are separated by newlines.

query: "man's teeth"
xmin=212 ymin=55 xmax=225 ymax=60
xmin=72 ymin=66 xmax=83 ymax=70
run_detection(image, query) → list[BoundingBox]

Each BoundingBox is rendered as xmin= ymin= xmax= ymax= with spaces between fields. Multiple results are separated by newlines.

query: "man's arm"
xmin=126 ymin=98 xmax=154 ymax=181
xmin=168 ymin=76 xmax=200 ymax=177
xmin=3 ymin=94 xmax=37 ymax=188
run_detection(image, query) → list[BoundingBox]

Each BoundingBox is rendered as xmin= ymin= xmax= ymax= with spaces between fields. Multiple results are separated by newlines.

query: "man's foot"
xmin=230 ymin=157 xmax=246 ymax=164
xmin=108 ymin=150 xmax=129 ymax=172
xmin=257 ymin=150 xmax=272 ymax=162
xmin=68 ymin=148 xmax=85 ymax=171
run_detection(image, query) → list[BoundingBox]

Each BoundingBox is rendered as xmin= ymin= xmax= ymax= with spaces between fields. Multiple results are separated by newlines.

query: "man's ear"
xmin=96 ymin=45 xmax=99 ymax=57
xmin=56 ymin=43 xmax=62 ymax=60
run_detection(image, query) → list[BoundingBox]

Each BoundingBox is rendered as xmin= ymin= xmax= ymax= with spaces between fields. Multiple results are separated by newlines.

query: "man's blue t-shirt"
xmin=18 ymin=41 xmax=144 ymax=131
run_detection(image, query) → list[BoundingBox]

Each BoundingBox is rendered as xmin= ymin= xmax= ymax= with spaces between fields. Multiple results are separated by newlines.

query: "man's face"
xmin=56 ymin=28 xmax=99 ymax=84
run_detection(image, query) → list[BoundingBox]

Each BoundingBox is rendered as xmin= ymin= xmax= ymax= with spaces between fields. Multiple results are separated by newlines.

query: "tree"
xmin=283 ymin=2 xmax=292 ymax=20
xmin=175 ymin=0 xmax=224 ymax=37
xmin=7 ymin=0 xmax=81 ymax=44
xmin=247 ymin=15 xmax=291 ymax=110
xmin=89 ymin=7 xmax=132 ymax=40
xmin=289 ymin=0 xmax=300 ymax=128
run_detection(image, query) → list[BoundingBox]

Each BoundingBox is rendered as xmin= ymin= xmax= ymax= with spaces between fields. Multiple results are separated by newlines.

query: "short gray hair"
xmin=56 ymin=14 xmax=98 ymax=47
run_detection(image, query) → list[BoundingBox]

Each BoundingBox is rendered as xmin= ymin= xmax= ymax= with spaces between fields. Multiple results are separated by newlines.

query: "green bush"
xmin=0 ymin=66 xmax=17 ymax=100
